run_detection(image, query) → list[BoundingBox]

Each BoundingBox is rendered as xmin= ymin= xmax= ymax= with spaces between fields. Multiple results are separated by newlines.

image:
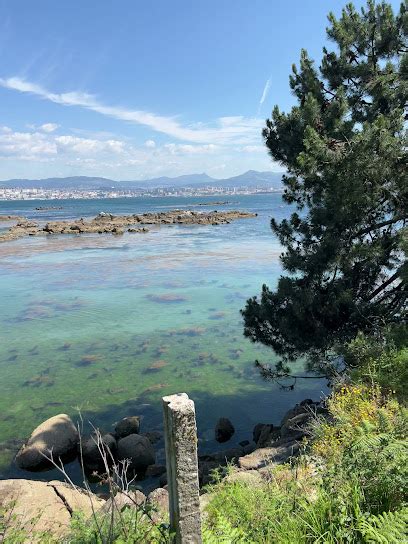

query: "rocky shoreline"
xmin=0 ymin=209 xmax=257 ymax=242
xmin=7 ymin=397 xmax=325 ymax=488
xmin=0 ymin=397 xmax=326 ymax=539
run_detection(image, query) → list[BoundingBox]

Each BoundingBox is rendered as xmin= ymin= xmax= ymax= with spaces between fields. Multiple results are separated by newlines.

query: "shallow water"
xmin=0 ymin=194 xmax=328 ymax=483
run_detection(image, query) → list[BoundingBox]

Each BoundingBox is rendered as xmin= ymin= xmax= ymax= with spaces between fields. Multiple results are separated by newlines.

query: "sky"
xmin=0 ymin=0 xmax=401 ymax=181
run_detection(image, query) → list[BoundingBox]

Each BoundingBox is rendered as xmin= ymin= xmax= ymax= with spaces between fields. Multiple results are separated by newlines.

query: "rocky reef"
xmin=0 ymin=209 xmax=257 ymax=242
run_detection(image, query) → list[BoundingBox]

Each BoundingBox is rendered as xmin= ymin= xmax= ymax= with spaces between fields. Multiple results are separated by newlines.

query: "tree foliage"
xmin=242 ymin=0 xmax=408 ymax=370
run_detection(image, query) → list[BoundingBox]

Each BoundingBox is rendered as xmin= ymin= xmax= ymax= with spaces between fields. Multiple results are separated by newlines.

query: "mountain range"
xmin=0 ymin=170 xmax=284 ymax=190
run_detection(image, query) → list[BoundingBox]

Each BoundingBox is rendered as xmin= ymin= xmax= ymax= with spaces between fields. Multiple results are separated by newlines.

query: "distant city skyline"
xmin=0 ymin=0 xmax=401 ymax=180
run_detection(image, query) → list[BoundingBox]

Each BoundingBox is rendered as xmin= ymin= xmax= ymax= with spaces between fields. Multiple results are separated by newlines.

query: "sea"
xmin=0 ymin=194 xmax=328 ymax=486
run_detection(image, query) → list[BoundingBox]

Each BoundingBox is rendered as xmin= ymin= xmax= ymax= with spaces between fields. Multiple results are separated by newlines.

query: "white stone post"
xmin=162 ymin=393 xmax=202 ymax=544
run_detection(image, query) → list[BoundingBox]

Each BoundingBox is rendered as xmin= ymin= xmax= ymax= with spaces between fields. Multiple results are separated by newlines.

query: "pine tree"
xmin=242 ymin=1 xmax=408 ymax=373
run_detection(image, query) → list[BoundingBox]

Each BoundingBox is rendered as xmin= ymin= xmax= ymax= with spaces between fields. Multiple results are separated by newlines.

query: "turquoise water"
xmin=0 ymin=194 xmax=328 ymax=482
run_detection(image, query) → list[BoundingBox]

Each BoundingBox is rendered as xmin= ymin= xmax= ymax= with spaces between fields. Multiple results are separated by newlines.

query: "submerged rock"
xmin=15 ymin=414 xmax=78 ymax=471
xmin=215 ymin=417 xmax=235 ymax=443
xmin=117 ymin=434 xmax=155 ymax=475
xmin=114 ymin=416 xmax=141 ymax=439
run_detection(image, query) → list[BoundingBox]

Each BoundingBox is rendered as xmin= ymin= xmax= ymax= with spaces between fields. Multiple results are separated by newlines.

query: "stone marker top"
xmin=163 ymin=393 xmax=195 ymax=413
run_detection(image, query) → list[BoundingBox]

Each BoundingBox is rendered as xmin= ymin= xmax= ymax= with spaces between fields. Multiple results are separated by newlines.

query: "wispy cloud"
xmin=0 ymin=76 xmax=263 ymax=145
xmin=258 ymin=76 xmax=271 ymax=114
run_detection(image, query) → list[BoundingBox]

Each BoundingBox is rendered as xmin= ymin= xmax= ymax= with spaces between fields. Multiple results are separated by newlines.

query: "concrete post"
xmin=162 ymin=393 xmax=202 ymax=544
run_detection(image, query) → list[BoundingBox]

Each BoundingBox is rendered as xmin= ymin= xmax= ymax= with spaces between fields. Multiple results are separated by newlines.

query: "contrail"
xmin=258 ymin=77 xmax=271 ymax=115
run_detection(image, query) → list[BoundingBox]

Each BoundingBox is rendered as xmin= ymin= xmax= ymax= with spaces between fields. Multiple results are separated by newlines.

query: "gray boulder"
xmin=117 ymin=434 xmax=155 ymax=474
xmin=115 ymin=416 xmax=141 ymax=439
xmin=215 ymin=418 xmax=235 ymax=443
xmin=16 ymin=414 xmax=78 ymax=471
xmin=147 ymin=488 xmax=169 ymax=522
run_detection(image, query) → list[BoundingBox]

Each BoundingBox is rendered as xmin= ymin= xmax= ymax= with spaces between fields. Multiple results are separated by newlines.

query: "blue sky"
xmin=0 ymin=0 xmax=401 ymax=180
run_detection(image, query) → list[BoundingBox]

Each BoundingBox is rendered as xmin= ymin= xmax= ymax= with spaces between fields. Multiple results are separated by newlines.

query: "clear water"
xmin=0 ymin=194 xmax=328 ymax=483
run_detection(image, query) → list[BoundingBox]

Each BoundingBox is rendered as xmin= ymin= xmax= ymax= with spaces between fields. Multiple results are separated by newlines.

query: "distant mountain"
xmin=216 ymin=170 xmax=283 ymax=188
xmin=0 ymin=170 xmax=284 ymax=190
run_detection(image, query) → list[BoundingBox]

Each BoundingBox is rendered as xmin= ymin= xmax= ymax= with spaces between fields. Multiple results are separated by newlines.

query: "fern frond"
xmin=358 ymin=507 xmax=408 ymax=543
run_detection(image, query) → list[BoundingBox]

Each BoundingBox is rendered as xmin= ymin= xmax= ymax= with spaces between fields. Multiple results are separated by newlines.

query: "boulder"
xmin=238 ymin=441 xmax=300 ymax=470
xmin=147 ymin=488 xmax=169 ymax=522
xmin=16 ymin=414 xmax=78 ymax=471
xmin=215 ymin=417 xmax=235 ymax=443
xmin=142 ymin=430 xmax=162 ymax=445
xmin=225 ymin=469 xmax=263 ymax=486
xmin=81 ymin=432 xmax=117 ymax=471
xmin=212 ymin=447 xmax=243 ymax=463
xmin=280 ymin=412 xmax=313 ymax=439
xmin=99 ymin=490 xmax=146 ymax=517
xmin=252 ymin=423 xmax=274 ymax=447
xmin=114 ymin=416 xmax=141 ymax=439
xmin=242 ymin=443 xmax=256 ymax=455
xmin=117 ymin=434 xmax=155 ymax=475
xmin=0 ymin=479 xmax=104 ymax=540
xmin=159 ymin=472 xmax=168 ymax=487
xmin=145 ymin=464 xmax=166 ymax=477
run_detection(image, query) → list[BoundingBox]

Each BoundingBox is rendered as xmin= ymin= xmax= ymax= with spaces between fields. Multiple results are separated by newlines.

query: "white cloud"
xmin=40 ymin=122 xmax=59 ymax=133
xmin=0 ymin=130 xmax=57 ymax=156
xmin=163 ymin=143 xmax=217 ymax=155
xmin=55 ymin=135 xmax=125 ymax=155
xmin=0 ymin=76 xmax=263 ymax=145
xmin=241 ymin=145 xmax=265 ymax=153
xmin=0 ymin=123 xmax=279 ymax=180
xmin=144 ymin=139 xmax=156 ymax=148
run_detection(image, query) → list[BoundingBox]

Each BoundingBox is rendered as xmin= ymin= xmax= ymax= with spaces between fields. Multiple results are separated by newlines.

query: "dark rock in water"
xmin=115 ymin=416 xmax=141 ymax=439
xmin=256 ymin=424 xmax=277 ymax=447
xmin=253 ymin=423 xmax=266 ymax=444
xmin=117 ymin=434 xmax=155 ymax=475
xmin=159 ymin=472 xmax=168 ymax=487
xmin=81 ymin=433 xmax=117 ymax=471
xmin=300 ymin=398 xmax=314 ymax=406
xmin=142 ymin=430 xmax=162 ymax=445
xmin=145 ymin=464 xmax=166 ymax=477
xmin=239 ymin=440 xmax=250 ymax=447
xmin=16 ymin=414 xmax=78 ymax=471
xmin=215 ymin=418 xmax=235 ymax=443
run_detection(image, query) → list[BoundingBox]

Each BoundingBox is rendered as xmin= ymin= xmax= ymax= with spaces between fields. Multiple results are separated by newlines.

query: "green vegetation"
xmin=64 ymin=508 xmax=172 ymax=544
xmin=242 ymin=0 xmax=407 ymax=374
xmin=203 ymin=380 xmax=408 ymax=543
